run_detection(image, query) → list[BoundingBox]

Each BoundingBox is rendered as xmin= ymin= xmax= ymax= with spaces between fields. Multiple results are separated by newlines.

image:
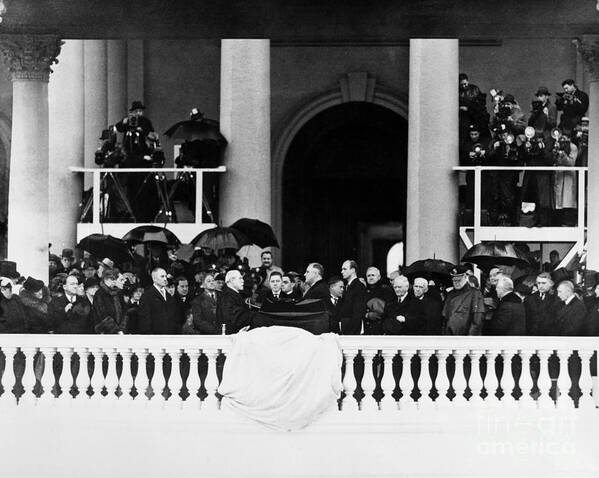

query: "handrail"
xmin=69 ymin=166 xmax=227 ymax=173
xmin=453 ymin=166 xmax=588 ymax=171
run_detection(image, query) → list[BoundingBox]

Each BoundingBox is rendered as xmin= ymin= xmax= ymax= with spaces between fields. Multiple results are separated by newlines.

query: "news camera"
xmin=94 ymin=126 xmax=124 ymax=167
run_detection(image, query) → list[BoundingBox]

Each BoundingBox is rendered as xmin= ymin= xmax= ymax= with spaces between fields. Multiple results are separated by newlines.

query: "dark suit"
xmin=190 ymin=290 xmax=220 ymax=334
xmin=484 ymin=292 xmax=526 ymax=336
xmin=583 ymin=297 xmax=599 ymax=336
xmin=418 ymin=294 xmax=443 ymax=335
xmin=338 ymin=278 xmax=367 ymax=335
xmin=524 ymin=291 xmax=558 ymax=335
xmin=382 ymin=293 xmax=427 ymax=335
xmin=50 ymin=294 xmax=93 ymax=334
xmin=324 ymin=296 xmax=341 ymax=334
xmin=216 ymin=285 xmax=255 ymax=334
xmin=303 ymin=279 xmax=329 ymax=301
xmin=138 ymin=285 xmax=179 ymax=334
xmin=551 ymin=296 xmax=587 ymax=336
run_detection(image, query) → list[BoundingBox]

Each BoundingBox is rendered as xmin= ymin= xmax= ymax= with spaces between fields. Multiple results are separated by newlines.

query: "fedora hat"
xmin=535 ymin=86 xmax=551 ymax=96
xmin=98 ymin=257 xmax=115 ymax=269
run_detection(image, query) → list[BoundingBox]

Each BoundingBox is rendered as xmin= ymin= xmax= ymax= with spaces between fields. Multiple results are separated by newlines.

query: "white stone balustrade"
xmin=0 ymin=335 xmax=597 ymax=411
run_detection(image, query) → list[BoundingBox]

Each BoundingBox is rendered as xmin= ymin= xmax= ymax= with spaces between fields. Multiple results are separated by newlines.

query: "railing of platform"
xmin=1 ymin=335 xmax=597 ymax=411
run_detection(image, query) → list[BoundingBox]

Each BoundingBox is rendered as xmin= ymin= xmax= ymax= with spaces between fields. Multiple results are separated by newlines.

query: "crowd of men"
xmin=458 ymin=75 xmax=589 ymax=227
xmin=1 ymin=247 xmax=598 ymax=338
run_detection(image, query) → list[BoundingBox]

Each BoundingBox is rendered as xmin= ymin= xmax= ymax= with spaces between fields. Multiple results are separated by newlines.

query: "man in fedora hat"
xmin=115 ymin=100 xmax=155 ymax=164
xmin=96 ymin=258 xmax=114 ymax=281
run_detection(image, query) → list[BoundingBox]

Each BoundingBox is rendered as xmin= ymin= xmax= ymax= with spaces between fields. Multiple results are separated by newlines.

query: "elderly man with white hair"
xmin=216 ymin=269 xmax=257 ymax=334
xmin=483 ymin=276 xmax=526 ymax=335
xmin=553 ymin=280 xmax=586 ymax=336
xmin=412 ymin=277 xmax=443 ymax=335
xmin=382 ymin=275 xmax=426 ymax=335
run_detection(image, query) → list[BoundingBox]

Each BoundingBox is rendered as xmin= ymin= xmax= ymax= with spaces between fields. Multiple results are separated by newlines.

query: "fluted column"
xmin=83 ymin=40 xmax=107 ymax=178
xmin=0 ymin=34 xmax=62 ymax=282
xmin=406 ymin=39 xmax=459 ymax=263
xmin=49 ymin=39 xmax=84 ymax=254
xmin=219 ymin=39 xmax=271 ymax=226
xmin=107 ymin=40 xmax=127 ymax=125
xmin=576 ymin=36 xmax=599 ymax=270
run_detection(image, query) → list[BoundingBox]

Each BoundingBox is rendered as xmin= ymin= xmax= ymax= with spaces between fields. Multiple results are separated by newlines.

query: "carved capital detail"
xmin=0 ymin=34 xmax=63 ymax=82
xmin=575 ymin=37 xmax=599 ymax=81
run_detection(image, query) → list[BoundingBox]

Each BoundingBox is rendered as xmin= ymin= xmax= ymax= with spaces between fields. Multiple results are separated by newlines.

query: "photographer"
xmin=490 ymin=94 xmax=527 ymax=135
xmin=459 ymin=73 xmax=488 ymax=139
xmin=552 ymin=131 xmax=578 ymax=226
xmin=115 ymin=101 xmax=155 ymax=166
xmin=556 ymin=79 xmax=589 ymax=133
xmin=459 ymin=124 xmax=489 ymax=210
xmin=520 ymin=126 xmax=553 ymax=226
xmin=529 ymin=87 xmax=557 ymax=137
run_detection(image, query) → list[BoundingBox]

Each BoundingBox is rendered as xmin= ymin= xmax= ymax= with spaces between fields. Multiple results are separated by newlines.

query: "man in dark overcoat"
xmin=216 ymin=270 xmax=256 ymax=334
xmin=552 ymin=280 xmax=587 ymax=336
xmin=442 ymin=265 xmax=485 ymax=335
xmin=50 ymin=275 xmax=93 ymax=334
xmin=383 ymin=275 xmax=426 ymax=335
xmin=302 ymin=263 xmax=329 ymax=301
xmin=190 ymin=272 xmax=221 ymax=334
xmin=92 ymin=268 xmax=127 ymax=334
xmin=337 ymin=260 xmax=367 ymax=335
xmin=138 ymin=267 xmax=179 ymax=334
xmin=524 ymin=272 xmax=558 ymax=335
xmin=412 ymin=277 xmax=443 ymax=335
xmin=484 ymin=276 xmax=526 ymax=335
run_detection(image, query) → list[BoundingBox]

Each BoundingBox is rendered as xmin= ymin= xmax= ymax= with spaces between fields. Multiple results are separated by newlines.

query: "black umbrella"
xmin=462 ymin=242 xmax=531 ymax=271
xmin=190 ymin=227 xmax=251 ymax=252
xmin=122 ymin=225 xmax=181 ymax=246
xmin=164 ymin=111 xmax=227 ymax=144
xmin=76 ymin=234 xmax=134 ymax=264
xmin=229 ymin=218 xmax=280 ymax=248
xmin=403 ymin=258 xmax=456 ymax=285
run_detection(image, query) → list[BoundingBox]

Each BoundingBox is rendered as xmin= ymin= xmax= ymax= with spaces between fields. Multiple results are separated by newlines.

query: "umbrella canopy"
xmin=229 ymin=218 xmax=280 ymax=248
xmin=403 ymin=258 xmax=456 ymax=285
xmin=173 ymin=244 xmax=197 ymax=263
xmin=122 ymin=225 xmax=181 ymax=246
xmin=190 ymin=227 xmax=251 ymax=252
xmin=462 ymin=242 xmax=531 ymax=271
xmin=164 ymin=117 xmax=227 ymax=144
xmin=76 ymin=234 xmax=134 ymax=265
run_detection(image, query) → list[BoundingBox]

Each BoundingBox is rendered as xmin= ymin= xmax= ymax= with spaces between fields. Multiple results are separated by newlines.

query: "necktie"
xmin=540 ymin=294 xmax=545 ymax=301
xmin=210 ymin=292 xmax=215 ymax=301
xmin=161 ymin=289 xmax=166 ymax=301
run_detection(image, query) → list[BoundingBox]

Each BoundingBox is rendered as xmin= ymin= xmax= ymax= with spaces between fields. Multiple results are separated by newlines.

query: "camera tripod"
xmin=80 ymin=172 xmax=136 ymax=222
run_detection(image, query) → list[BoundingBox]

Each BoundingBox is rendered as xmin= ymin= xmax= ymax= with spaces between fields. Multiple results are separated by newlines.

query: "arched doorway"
xmin=282 ymin=102 xmax=407 ymax=275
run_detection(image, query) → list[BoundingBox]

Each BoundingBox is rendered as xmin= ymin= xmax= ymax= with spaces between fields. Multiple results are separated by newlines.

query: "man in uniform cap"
xmin=442 ymin=265 xmax=485 ymax=335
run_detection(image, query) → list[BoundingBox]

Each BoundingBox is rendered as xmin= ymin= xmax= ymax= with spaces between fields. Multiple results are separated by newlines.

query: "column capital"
xmin=575 ymin=36 xmax=599 ymax=81
xmin=0 ymin=34 xmax=63 ymax=82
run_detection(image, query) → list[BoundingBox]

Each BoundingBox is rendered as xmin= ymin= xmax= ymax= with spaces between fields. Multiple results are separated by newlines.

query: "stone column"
xmin=48 ymin=40 xmax=84 ymax=255
xmin=576 ymin=36 xmax=599 ymax=270
xmin=0 ymin=34 xmax=62 ymax=282
xmin=219 ymin=39 xmax=271 ymax=226
xmin=406 ymin=39 xmax=459 ymax=264
xmin=83 ymin=40 xmax=107 ymax=179
xmin=107 ymin=40 xmax=127 ymax=125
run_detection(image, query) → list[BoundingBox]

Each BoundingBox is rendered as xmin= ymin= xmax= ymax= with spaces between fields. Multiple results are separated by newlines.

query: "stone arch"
xmin=271 ymin=72 xmax=408 ymax=254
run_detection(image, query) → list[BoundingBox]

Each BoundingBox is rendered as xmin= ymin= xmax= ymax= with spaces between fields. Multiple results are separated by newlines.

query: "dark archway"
xmin=282 ymin=102 xmax=408 ymax=275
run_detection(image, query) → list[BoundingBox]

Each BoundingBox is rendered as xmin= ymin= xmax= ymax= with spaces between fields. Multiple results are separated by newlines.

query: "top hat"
xmin=61 ymin=248 xmax=74 ymax=259
xmin=129 ymin=101 xmax=146 ymax=112
xmin=535 ymin=86 xmax=551 ymax=97
xmin=0 ymin=260 xmax=20 ymax=279
xmin=503 ymin=94 xmax=516 ymax=104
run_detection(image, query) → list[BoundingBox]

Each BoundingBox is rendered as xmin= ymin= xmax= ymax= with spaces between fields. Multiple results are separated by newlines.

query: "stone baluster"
xmin=57 ymin=347 xmax=73 ymax=402
xmin=20 ymin=347 xmax=38 ymax=404
xmin=434 ymin=350 xmax=451 ymax=409
xmin=468 ymin=349 xmax=484 ymax=405
xmin=78 ymin=348 xmax=91 ymax=399
xmin=0 ymin=347 xmax=17 ymax=405
xmin=536 ymin=350 xmax=554 ymax=409
xmin=518 ymin=350 xmax=535 ymax=408
xmin=484 ymin=350 xmax=501 ymax=406
xmin=151 ymin=348 xmax=166 ymax=404
xmin=202 ymin=349 xmax=220 ymax=410
xmin=417 ymin=349 xmax=434 ymax=409
xmin=103 ymin=348 xmax=118 ymax=400
xmin=556 ymin=349 xmax=573 ymax=409
xmin=500 ymin=350 xmax=517 ymax=407
xmin=135 ymin=348 xmax=150 ymax=401
xmin=451 ymin=350 xmax=468 ymax=405
xmin=39 ymin=347 xmax=56 ymax=402
xmin=379 ymin=350 xmax=398 ymax=411
xmin=360 ymin=349 xmax=378 ymax=411
xmin=185 ymin=349 xmax=202 ymax=407
xmin=577 ymin=349 xmax=595 ymax=409
xmin=89 ymin=348 xmax=104 ymax=400
xmin=168 ymin=349 xmax=184 ymax=405
xmin=119 ymin=348 xmax=134 ymax=401
xmin=341 ymin=349 xmax=359 ymax=411
xmin=398 ymin=349 xmax=416 ymax=410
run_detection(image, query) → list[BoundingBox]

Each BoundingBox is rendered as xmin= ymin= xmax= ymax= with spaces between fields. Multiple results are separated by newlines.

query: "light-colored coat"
xmin=553 ymin=143 xmax=578 ymax=209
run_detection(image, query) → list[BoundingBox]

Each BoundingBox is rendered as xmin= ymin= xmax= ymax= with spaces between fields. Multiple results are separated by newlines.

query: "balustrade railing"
xmin=0 ymin=335 xmax=597 ymax=411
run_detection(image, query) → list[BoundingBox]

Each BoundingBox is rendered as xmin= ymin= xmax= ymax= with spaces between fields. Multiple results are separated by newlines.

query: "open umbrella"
xmin=229 ymin=218 xmax=280 ymax=248
xmin=164 ymin=110 xmax=227 ymax=144
xmin=462 ymin=242 xmax=531 ymax=271
xmin=403 ymin=258 xmax=456 ymax=285
xmin=190 ymin=227 xmax=251 ymax=252
xmin=76 ymin=234 xmax=134 ymax=264
xmin=122 ymin=225 xmax=181 ymax=246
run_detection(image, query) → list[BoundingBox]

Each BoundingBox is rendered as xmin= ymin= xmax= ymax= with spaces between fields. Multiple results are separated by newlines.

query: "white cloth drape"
xmin=218 ymin=326 xmax=343 ymax=431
